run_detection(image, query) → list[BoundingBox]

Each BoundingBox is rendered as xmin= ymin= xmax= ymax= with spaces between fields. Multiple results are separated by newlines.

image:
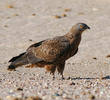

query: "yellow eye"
xmin=80 ymin=25 xmax=83 ymax=29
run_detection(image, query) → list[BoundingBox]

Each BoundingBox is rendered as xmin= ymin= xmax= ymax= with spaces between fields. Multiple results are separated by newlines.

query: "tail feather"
xmin=8 ymin=65 xmax=16 ymax=71
xmin=8 ymin=53 xmax=29 ymax=70
xmin=9 ymin=52 xmax=26 ymax=62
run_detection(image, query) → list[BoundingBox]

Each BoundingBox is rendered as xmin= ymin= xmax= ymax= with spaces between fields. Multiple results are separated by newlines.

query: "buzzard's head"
xmin=76 ymin=23 xmax=90 ymax=32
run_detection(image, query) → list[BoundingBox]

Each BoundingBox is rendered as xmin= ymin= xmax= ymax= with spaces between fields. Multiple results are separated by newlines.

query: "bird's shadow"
xmin=67 ymin=75 xmax=110 ymax=80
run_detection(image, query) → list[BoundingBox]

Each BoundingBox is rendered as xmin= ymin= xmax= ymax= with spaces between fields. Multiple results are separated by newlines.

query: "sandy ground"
xmin=0 ymin=0 xmax=110 ymax=99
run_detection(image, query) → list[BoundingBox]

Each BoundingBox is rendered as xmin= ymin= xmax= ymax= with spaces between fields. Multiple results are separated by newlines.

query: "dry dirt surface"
xmin=0 ymin=0 xmax=110 ymax=100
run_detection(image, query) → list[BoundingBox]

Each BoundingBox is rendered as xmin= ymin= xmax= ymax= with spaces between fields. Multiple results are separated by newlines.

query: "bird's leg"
xmin=45 ymin=64 xmax=56 ymax=79
xmin=61 ymin=74 xmax=64 ymax=80
xmin=57 ymin=62 xmax=65 ymax=80
xmin=50 ymin=66 xmax=56 ymax=80
xmin=57 ymin=69 xmax=64 ymax=79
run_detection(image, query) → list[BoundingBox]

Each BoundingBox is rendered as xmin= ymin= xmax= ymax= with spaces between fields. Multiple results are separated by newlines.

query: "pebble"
xmin=67 ymin=77 xmax=71 ymax=80
xmin=32 ymin=14 xmax=36 ymax=16
xmin=92 ymin=8 xmax=98 ymax=11
xmin=43 ymin=82 xmax=49 ymax=89
xmin=29 ymin=39 xmax=33 ymax=42
xmin=74 ymin=95 xmax=79 ymax=99
xmin=54 ymin=15 xmax=61 ymax=19
xmin=7 ymin=5 xmax=14 ymax=8
xmin=62 ymin=14 xmax=67 ymax=17
xmin=93 ymin=57 xmax=97 ymax=60
xmin=13 ymin=14 xmax=19 ymax=16
xmin=9 ymin=89 xmax=14 ymax=93
xmin=4 ymin=25 xmax=8 ymax=27
xmin=106 ymin=55 xmax=110 ymax=58
xmin=64 ymin=97 xmax=72 ymax=100
xmin=6 ymin=96 xmax=14 ymax=100
xmin=62 ymin=93 xmax=68 ymax=98
xmin=89 ymin=95 xmax=95 ymax=100
xmin=16 ymin=88 xmax=23 ymax=91
xmin=69 ymin=82 xmax=75 ymax=85
xmin=26 ymin=96 xmax=42 ymax=100
xmin=12 ymin=97 xmax=22 ymax=100
xmin=54 ymin=93 xmax=60 ymax=96
xmin=64 ymin=8 xmax=71 ymax=12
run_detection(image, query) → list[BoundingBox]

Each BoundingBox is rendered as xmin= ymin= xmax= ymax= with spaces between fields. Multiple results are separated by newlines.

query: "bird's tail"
xmin=8 ymin=52 xmax=29 ymax=71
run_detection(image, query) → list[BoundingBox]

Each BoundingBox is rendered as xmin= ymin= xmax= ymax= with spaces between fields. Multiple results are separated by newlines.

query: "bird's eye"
xmin=79 ymin=25 xmax=83 ymax=29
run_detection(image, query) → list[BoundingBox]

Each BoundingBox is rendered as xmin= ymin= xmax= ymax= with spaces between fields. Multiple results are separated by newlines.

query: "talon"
xmin=61 ymin=75 xmax=65 ymax=80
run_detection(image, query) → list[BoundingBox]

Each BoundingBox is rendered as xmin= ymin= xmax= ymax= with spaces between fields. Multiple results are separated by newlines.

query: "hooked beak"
xmin=87 ymin=26 xmax=90 ymax=29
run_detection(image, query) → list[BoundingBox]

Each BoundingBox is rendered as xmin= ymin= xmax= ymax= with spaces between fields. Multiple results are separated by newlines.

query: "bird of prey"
xmin=8 ymin=23 xmax=90 ymax=79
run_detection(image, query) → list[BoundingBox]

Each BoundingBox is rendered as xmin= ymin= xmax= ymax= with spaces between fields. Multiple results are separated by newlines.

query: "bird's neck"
xmin=64 ymin=29 xmax=82 ymax=43
xmin=64 ymin=30 xmax=82 ymax=53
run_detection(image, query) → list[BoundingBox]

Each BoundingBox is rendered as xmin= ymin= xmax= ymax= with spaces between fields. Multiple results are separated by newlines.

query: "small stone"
xmin=89 ymin=95 xmax=95 ymax=100
xmin=6 ymin=96 xmax=14 ymax=99
xmin=106 ymin=55 xmax=110 ymax=58
xmin=44 ymin=83 xmax=49 ymax=89
xmin=69 ymin=82 xmax=75 ymax=85
xmin=62 ymin=14 xmax=67 ymax=17
xmin=9 ymin=89 xmax=14 ymax=93
xmin=74 ymin=95 xmax=79 ymax=99
xmin=29 ymin=77 xmax=35 ymax=80
xmin=13 ymin=14 xmax=19 ymax=16
xmin=32 ymin=13 xmax=36 ymax=16
xmin=26 ymin=96 xmax=42 ymax=100
xmin=4 ymin=25 xmax=8 ymax=27
xmin=54 ymin=15 xmax=61 ymax=19
xmin=82 ymin=91 xmax=86 ymax=95
xmin=16 ymin=87 xmax=23 ymax=91
xmin=67 ymin=77 xmax=71 ymax=80
xmin=7 ymin=5 xmax=14 ymax=8
xmin=54 ymin=93 xmax=60 ymax=96
xmin=12 ymin=98 xmax=22 ymax=100
xmin=64 ymin=97 xmax=72 ymax=100
xmin=29 ymin=39 xmax=33 ymax=41
xmin=64 ymin=8 xmax=71 ymax=12
xmin=62 ymin=94 xmax=67 ymax=98
xmin=93 ymin=57 xmax=97 ymax=60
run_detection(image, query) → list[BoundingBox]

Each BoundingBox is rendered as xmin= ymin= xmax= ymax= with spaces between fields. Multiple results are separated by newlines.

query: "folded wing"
xmin=26 ymin=36 xmax=70 ymax=64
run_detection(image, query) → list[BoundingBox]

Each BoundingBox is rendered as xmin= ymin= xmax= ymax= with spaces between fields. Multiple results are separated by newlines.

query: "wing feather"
xmin=26 ymin=36 xmax=70 ymax=63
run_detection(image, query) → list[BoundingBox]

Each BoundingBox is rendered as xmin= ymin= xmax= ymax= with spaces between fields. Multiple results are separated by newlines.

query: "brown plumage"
xmin=8 ymin=23 xmax=90 ymax=79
